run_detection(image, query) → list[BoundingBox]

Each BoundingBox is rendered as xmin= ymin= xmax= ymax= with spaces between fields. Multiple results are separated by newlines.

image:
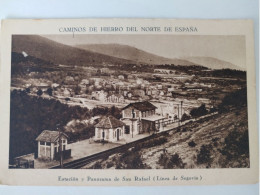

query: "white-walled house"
xmin=36 ymin=130 xmax=68 ymax=160
xmin=121 ymin=101 xmax=165 ymax=135
xmin=94 ymin=116 xmax=125 ymax=142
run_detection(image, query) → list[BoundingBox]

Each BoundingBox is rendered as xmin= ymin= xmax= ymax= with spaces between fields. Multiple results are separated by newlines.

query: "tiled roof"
xmin=95 ymin=116 xmax=125 ymax=129
xmin=36 ymin=130 xmax=68 ymax=143
xmin=122 ymin=101 xmax=157 ymax=112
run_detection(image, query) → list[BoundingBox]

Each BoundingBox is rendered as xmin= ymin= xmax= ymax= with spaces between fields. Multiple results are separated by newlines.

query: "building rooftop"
xmin=36 ymin=130 xmax=68 ymax=143
xmin=122 ymin=101 xmax=157 ymax=112
xmin=95 ymin=116 xmax=125 ymax=129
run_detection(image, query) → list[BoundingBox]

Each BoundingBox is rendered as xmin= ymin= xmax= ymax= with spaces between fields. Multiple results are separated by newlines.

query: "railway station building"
xmin=94 ymin=116 xmax=126 ymax=142
xmin=36 ymin=130 xmax=69 ymax=160
xmin=121 ymin=101 xmax=165 ymax=135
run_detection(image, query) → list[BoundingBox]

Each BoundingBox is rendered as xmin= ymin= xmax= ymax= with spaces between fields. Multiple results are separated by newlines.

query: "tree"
xmin=190 ymin=104 xmax=208 ymax=118
xmin=159 ymin=153 xmax=185 ymax=169
xmin=218 ymin=88 xmax=247 ymax=113
xmin=181 ymin=113 xmax=191 ymax=122
xmin=25 ymin=88 xmax=30 ymax=94
xmin=197 ymin=144 xmax=212 ymax=166
xmin=37 ymin=89 xmax=43 ymax=96
xmin=220 ymin=129 xmax=249 ymax=161
xmin=74 ymin=85 xmax=81 ymax=95
xmin=47 ymin=88 xmax=53 ymax=96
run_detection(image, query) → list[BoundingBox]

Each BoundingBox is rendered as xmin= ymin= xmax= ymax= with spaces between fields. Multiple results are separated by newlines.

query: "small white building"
xmin=105 ymin=94 xmax=124 ymax=103
xmin=36 ymin=130 xmax=68 ymax=160
xmin=94 ymin=116 xmax=125 ymax=142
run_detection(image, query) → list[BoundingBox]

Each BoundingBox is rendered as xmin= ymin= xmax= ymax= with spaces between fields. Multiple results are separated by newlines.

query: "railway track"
xmin=50 ymin=112 xmax=218 ymax=169
xmin=50 ymin=132 xmax=167 ymax=169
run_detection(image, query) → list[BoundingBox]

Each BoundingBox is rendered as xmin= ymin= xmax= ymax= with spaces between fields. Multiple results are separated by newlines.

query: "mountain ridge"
xmin=12 ymin=35 xmax=137 ymax=66
xmin=75 ymin=43 xmax=198 ymax=66
xmin=183 ymin=56 xmax=243 ymax=70
xmin=12 ymin=35 xmax=242 ymax=70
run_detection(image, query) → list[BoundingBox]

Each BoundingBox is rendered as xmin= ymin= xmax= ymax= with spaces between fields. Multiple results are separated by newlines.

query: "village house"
xmin=121 ymin=101 xmax=165 ymax=136
xmin=127 ymin=92 xmax=132 ymax=98
xmin=94 ymin=116 xmax=125 ymax=142
xmin=136 ymin=78 xmax=143 ymax=85
xmin=51 ymin=83 xmax=59 ymax=88
xmin=91 ymin=90 xmax=107 ymax=101
xmin=63 ymin=88 xmax=72 ymax=97
xmin=118 ymin=75 xmax=125 ymax=80
xmin=154 ymin=69 xmax=175 ymax=74
xmin=101 ymin=68 xmax=110 ymax=73
xmin=36 ymin=82 xmax=49 ymax=92
xmin=80 ymin=79 xmax=90 ymax=85
xmin=35 ymin=130 xmax=69 ymax=160
xmin=157 ymin=84 xmax=163 ymax=90
xmin=133 ymin=89 xmax=146 ymax=98
xmin=146 ymin=90 xmax=152 ymax=96
xmin=105 ymin=94 xmax=124 ymax=103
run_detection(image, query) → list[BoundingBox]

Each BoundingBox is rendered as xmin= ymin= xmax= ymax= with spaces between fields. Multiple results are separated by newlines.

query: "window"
xmin=97 ymin=129 xmax=101 ymax=138
xmin=46 ymin=142 xmax=51 ymax=146
xmin=63 ymin=145 xmax=66 ymax=151
xmin=40 ymin=141 xmax=45 ymax=145
xmin=132 ymin=109 xmax=136 ymax=118
xmin=62 ymin=140 xmax=66 ymax=143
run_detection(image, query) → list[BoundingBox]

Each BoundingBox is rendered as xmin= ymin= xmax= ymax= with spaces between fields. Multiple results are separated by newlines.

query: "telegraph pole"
xmin=131 ymin=109 xmax=134 ymax=138
xmin=57 ymin=124 xmax=63 ymax=168
xmin=177 ymin=104 xmax=180 ymax=127
xmin=102 ymin=128 xmax=105 ymax=144
xmin=180 ymin=101 xmax=183 ymax=124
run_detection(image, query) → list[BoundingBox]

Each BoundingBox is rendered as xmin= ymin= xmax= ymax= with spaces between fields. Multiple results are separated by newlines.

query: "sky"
xmin=43 ymin=34 xmax=246 ymax=69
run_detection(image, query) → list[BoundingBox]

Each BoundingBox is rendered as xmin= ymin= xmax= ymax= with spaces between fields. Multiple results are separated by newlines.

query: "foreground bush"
xmin=197 ymin=144 xmax=213 ymax=167
xmin=159 ymin=153 xmax=186 ymax=169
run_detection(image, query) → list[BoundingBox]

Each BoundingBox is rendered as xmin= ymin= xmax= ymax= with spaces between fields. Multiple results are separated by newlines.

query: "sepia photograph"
xmin=9 ymin=33 xmax=250 ymax=170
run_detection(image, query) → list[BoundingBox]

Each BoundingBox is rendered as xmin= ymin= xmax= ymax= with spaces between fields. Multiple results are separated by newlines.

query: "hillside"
xmin=83 ymin=106 xmax=249 ymax=169
xmin=75 ymin=43 xmax=197 ymax=66
xmin=184 ymin=56 xmax=242 ymax=70
xmin=12 ymin=35 xmax=136 ymax=66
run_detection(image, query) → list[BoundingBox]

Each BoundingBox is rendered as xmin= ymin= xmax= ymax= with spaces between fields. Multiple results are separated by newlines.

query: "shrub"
xmin=220 ymin=129 xmax=249 ymax=160
xmin=106 ymin=161 xmax=114 ymax=168
xmin=181 ymin=113 xmax=191 ymax=122
xmin=197 ymin=144 xmax=212 ymax=166
xmin=159 ymin=153 xmax=185 ymax=169
xmin=218 ymin=88 xmax=247 ymax=113
xmin=92 ymin=161 xmax=102 ymax=169
xmin=188 ymin=140 xmax=196 ymax=147
xmin=190 ymin=104 xmax=208 ymax=118
xmin=46 ymin=88 xmax=53 ymax=96
xmin=168 ymin=153 xmax=186 ymax=168
xmin=37 ymin=89 xmax=43 ymax=96
xmin=119 ymin=151 xmax=148 ymax=169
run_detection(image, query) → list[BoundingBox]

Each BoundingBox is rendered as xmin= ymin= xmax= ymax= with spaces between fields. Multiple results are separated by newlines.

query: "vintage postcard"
xmin=0 ymin=19 xmax=258 ymax=186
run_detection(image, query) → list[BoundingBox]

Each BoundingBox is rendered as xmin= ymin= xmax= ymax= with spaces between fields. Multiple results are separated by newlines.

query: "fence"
xmin=54 ymin=149 xmax=72 ymax=161
xmin=10 ymin=159 xmax=34 ymax=169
